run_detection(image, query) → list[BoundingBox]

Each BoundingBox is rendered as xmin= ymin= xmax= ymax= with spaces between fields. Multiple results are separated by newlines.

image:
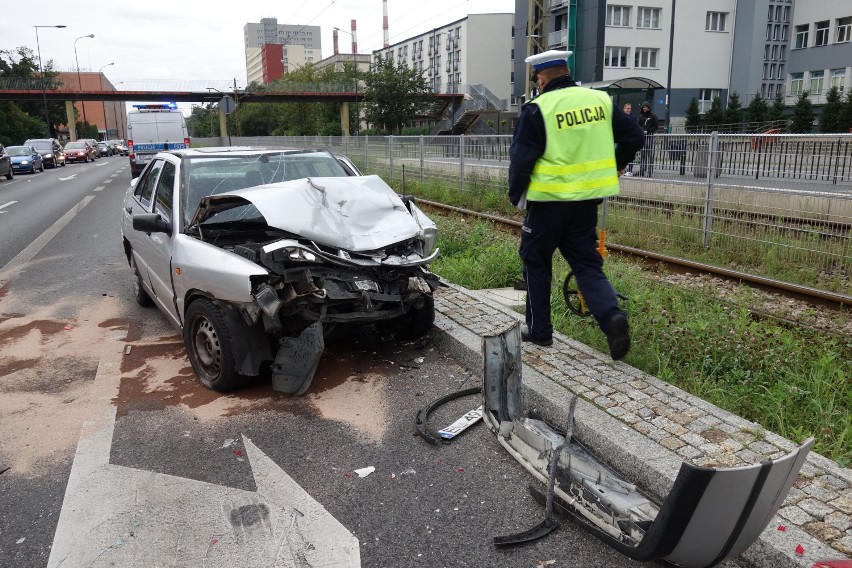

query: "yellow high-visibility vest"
xmin=528 ymin=87 xmax=620 ymax=202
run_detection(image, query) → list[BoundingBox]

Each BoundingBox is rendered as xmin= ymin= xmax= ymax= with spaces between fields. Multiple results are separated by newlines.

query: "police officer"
xmin=509 ymin=50 xmax=644 ymax=360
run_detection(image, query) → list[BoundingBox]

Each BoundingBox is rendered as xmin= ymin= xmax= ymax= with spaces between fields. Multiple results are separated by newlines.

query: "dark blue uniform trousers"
xmin=520 ymin=199 xmax=623 ymax=340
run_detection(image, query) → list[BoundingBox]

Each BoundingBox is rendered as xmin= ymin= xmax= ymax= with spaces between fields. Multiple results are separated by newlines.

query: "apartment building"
xmin=786 ymin=1 xmax=852 ymax=104
xmin=244 ymin=18 xmax=322 ymax=84
xmin=55 ymin=71 xmax=127 ymax=141
xmin=371 ymin=14 xmax=514 ymax=108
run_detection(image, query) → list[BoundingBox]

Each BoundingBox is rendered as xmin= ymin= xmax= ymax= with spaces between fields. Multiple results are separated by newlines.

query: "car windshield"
xmin=29 ymin=142 xmax=51 ymax=150
xmin=182 ymin=151 xmax=350 ymax=227
xmin=65 ymin=142 xmax=87 ymax=149
xmin=7 ymin=147 xmax=32 ymax=156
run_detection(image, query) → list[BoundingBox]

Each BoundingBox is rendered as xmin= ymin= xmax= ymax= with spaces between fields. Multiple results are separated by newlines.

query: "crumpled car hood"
xmin=189 ymin=175 xmax=429 ymax=252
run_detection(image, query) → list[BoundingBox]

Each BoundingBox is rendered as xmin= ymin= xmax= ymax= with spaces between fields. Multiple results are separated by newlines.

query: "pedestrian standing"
xmin=638 ymin=101 xmax=659 ymax=177
xmin=622 ymin=102 xmax=637 ymax=176
xmin=508 ymin=50 xmax=644 ymax=360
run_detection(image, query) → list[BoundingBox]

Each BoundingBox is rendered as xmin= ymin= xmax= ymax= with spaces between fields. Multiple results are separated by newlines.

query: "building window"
xmin=763 ymin=45 xmax=769 ymax=61
xmin=795 ymin=24 xmax=809 ymax=48
xmin=767 ymin=83 xmax=776 ymax=98
xmin=634 ymin=47 xmax=658 ymax=68
xmin=810 ymin=70 xmax=824 ymax=93
xmin=770 ymin=63 xmax=777 ymax=79
xmin=766 ymin=24 xmax=772 ymax=40
xmin=837 ymin=17 xmax=852 ymax=43
xmin=831 ymin=69 xmax=846 ymax=90
xmin=636 ymin=7 xmax=661 ymax=29
xmin=815 ymin=21 xmax=830 ymax=46
xmin=781 ymin=25 xmax=788 ymax=40
xmin=773 ymin=24 xmax=780 ymax=40
xmin=606 ymin=5 xmax=631 ymax=27
xmin=706 ymin=12 xmax=728 ymax=32
xmin=780 ymin=45 xmax=786 ymax=60
xmin=698 ymin=89 xmax=719 ymax=114
xmin=776 ymin=64 xmax=784 ymax=79
xmin=790 ymin=72 xmax=804 ymax=94
xmin=771 ymin=45 xmax=778 ymax=60
xmin=604 ymin=46 xmax=629 ymax=67
xmin=783 ymin=6 xmax=790 ymax=22
xmin=763 ymin=63 xmax=768 ymax=80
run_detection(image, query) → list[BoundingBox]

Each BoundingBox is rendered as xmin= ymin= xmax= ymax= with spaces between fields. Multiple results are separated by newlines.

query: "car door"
xmin=124 ymin=160 xmax=165 ymax=310
xmin=143 ymin=159 xmax=181 ymax=324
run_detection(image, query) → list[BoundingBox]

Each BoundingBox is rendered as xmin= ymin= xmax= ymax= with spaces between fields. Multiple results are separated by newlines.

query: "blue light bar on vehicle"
xmin=132 ymin=102 xmax=178 ymax=110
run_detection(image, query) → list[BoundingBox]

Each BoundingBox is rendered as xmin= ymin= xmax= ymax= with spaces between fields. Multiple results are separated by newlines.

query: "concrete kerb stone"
xmin=430 ymin=281 xmax=849 ymax=567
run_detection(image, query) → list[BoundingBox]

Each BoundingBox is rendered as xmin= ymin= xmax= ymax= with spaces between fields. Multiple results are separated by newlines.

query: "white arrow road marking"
xmin=96 ymin=161 xmax=109 ymax=167
xmin=58 ymin=174 xmax=78 ymax=181
xmin=0 ymin=200 xmax=17 ymax=213
xmin=48 ymin=345 xmax=360 ymax=568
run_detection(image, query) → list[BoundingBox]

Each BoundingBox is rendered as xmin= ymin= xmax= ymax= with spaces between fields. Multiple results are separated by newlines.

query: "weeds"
xmin=433 ymin=214 xmax=852 ymax=466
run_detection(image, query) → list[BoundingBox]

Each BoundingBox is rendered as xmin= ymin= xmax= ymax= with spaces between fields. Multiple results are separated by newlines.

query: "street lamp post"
xmin=33 ymin=25 xmax=67 ymax=137
xmin=334 ymin=27 xmax=359 ymax=136
xmin=74 ymin=34 xmax=95 ymax=125
xmin=98 ymin=62 xmax=114 ymax=139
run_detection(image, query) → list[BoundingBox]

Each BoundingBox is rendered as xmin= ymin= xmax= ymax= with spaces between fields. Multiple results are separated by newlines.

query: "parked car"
xmin=7 ymin=145 xmax=45 ymax=174
xmin=121 ymin=147 xmax=439 ymax=395
xmin=64 ymin=141 xmax=95 ymax=163
xmin=0 ymin=144 xmax=13 ymax=180
xmin=115 ymin=140 xmax=128 ymax=156
xmin=97 ymin=142 xmax=112 ymax=157
xmin=24 ymin=138 xmax=66 ymax=168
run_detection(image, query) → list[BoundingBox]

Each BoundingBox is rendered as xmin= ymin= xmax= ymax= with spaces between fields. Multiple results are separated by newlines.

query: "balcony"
xmin=548 ymin=29 xmax=568 ymax=47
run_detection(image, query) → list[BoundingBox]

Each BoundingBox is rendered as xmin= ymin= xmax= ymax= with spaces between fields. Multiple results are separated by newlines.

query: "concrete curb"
xmin=430 ymin=281 xmax=849 ymax=568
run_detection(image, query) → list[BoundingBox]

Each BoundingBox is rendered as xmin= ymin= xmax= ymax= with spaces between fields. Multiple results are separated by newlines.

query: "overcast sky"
xmin=2 ymin=0 xmax=515 ymax=91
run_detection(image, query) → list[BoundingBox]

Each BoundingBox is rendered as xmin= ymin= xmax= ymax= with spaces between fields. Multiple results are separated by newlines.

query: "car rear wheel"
xmin=380 ymin=297 xmax=435 ymax=340
xmin=184 ymin=298 xmax=243 ymax=392
xmin=4 ymin=168 xmax=13 ymax=180
xmin=39 ymin=162 xmax=45 ymax=173
xmin=130 ymin=255 xmax=154 ymax=307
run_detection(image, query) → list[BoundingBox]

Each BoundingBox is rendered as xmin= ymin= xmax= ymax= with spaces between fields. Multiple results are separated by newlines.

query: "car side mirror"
xmin=133 ymin=213 xmax=171 ymax=234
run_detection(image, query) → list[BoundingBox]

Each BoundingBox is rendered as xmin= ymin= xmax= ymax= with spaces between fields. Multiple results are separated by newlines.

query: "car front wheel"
xmin=4 ymin=168 xmax=13 ymax=180
xmin=184 ymin=298 xmax=242 ymax=392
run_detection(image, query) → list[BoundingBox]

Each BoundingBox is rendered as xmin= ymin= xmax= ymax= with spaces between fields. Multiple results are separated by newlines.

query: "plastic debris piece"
xmin=438 ymin=405 xmax=483 ymax=439
xmin=233 ymin=449 xmax=243 ymax=456
xmin=64 ymin=325 xmax=73 ymax=331
xmin=796 ymin=544 xmax=805 ymax=555
xmin=389 ymin=473 xmax=396 ymax=479
xmin=16 ymin=538 xmax=25 ymax=544
xmin=400 ymin=469 xmax=416 ymax=476
xmin=221 ymin=439 xmax=235 ymax=449
xmin=211 ymin=538 xmax=219 ymax=545
xmin=457 ymin=467 xmax=465 ymax=473
xmin=343 ymin=472 xmax=353 ymax=478
xmin=354 ymin=466 xmax=375 ymax=478
xmin=124 ymin=345 xmax=132 ymax=355
xmin=415 ymin=357 xmax=425 ymax=364
xmin=539 ymin=561 xmax=556 ymax=567
xmin=778 ymin=525 xmax=787 ymax=531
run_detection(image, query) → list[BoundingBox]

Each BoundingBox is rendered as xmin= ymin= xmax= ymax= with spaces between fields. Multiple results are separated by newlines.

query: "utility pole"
xmin=33 ymin=24 xmax=67 ymax=136
xmin=525 ymin=0 xmax=547 ymax=103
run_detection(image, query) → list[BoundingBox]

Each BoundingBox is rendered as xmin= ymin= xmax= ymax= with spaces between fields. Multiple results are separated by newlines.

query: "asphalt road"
xmin=0 ymin=156 xmax=661 ymax=567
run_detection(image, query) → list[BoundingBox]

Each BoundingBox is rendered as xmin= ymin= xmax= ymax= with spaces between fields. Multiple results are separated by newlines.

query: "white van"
xmin=127 ymin=103 xmax=189 ymax=177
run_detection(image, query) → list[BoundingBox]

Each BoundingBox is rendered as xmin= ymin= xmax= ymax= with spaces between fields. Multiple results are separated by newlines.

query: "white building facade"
xmin=371 ymin=14 xmax=515 ymax=109
xmin=243 ymin=18 xmax=322 ymax=84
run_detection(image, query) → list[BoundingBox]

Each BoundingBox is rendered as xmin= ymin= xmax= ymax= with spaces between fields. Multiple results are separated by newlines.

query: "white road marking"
xmin=93 ymin=186 xmax=105 ymax=192
xmin=0 ymin=200 xmax=17 ymax=213
xmin=48 ymin=346 xmax=360 ymax=568
xmin=0 ymin=195 xmax=95 ymax=287
xmin=58 ymin=174 xmax=78 ymax=181
xmin=103 ymin=179 xmax=112 ymax=184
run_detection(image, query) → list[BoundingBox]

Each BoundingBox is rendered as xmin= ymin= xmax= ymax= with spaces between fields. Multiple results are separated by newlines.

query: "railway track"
xmin=416 ymin=197 xmax=852 ymax=311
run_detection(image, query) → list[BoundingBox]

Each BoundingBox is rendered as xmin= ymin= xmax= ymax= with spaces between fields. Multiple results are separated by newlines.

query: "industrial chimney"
xmin=351 ymin=19 xmax=358 ymax=53
xmin=382 ymin=0 xmax=389 ymax=48
xmin=333 ymin=28 xmax=339 ymax=55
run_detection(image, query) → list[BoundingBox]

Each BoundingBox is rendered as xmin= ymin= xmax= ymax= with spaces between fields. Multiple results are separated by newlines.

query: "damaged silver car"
xmin=121 ymin=147 xmax=440 ymax=395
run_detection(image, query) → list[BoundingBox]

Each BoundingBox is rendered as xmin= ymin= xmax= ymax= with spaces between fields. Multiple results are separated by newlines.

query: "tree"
xmin=704 ymin=97 xmax=725 ymax=132
xmin=840 ymin=90 xmax=852 ymax=133
xmin=724 ymin=92 xmax=743 ymax=130
xmin=684 ymin=97 xmax=701 ymax=132
xmin=362 ymin=55 xmax=434 ymax=134
xmin=818 ymin=86 xmax=843 ymax=133
xmin=745 ymin=94 xmax=768 ymax=127
xmin=767 ymin=93 xmax=786 ymax=125
xmin=789 ymin=91 xmax=814 ymax=133
xmin=0 ymin=47 xmax=66 ymax=141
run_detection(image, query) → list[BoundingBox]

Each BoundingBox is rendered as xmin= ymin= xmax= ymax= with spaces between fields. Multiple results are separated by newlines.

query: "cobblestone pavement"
xmin=433 ymin=283 xmax=852 ymax=567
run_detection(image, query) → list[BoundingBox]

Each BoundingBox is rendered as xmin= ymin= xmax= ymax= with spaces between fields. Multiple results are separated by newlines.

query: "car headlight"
xmin=21 ymin=160 xmax=29 ymax=165
xmin=422 ymin=226 xmax=438 ymax=256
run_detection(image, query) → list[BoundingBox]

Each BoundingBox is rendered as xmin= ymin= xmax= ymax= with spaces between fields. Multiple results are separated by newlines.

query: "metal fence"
xmin=196 ymin=133 xmax=852 ymax=296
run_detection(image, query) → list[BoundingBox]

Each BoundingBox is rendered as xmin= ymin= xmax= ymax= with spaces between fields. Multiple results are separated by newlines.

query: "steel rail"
xmin=414 ymin=197 xmax=852 ymax=309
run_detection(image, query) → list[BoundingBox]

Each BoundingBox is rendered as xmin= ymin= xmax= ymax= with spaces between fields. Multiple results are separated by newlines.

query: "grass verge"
xmin=432 ymin=213 xmax=852 ymax=467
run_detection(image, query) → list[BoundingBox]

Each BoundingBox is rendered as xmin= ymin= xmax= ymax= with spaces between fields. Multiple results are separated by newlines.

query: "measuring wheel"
xmin=562 ymin=272 xmax=591 ymax=317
